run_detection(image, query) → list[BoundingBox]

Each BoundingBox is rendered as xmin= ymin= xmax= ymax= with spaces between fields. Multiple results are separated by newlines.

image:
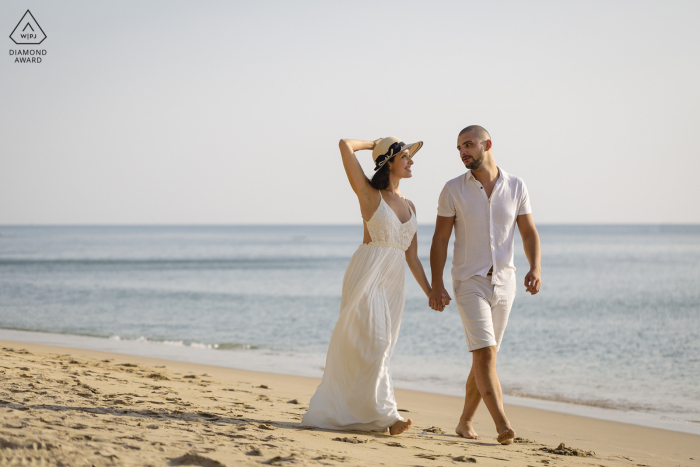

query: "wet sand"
xmin=1 ymin=340 xmax=697 ymax=466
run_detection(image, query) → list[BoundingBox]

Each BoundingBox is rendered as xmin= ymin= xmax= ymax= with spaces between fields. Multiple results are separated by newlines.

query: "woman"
xmin=301 ymin=137 xmax=435 ymax=435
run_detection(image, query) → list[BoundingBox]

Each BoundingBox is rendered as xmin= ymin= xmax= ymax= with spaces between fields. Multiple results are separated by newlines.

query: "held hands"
xmin=524 ymin=269 xmax=541 ymax=295
xmin=429 ymin=285 xmax=452 ymax=312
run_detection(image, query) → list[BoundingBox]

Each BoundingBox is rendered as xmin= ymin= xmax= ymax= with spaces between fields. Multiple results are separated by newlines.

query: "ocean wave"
xmin=0 ymin=257 xmax=349 ymax=266
xmin=107 ymin=335 xmax=257 ymax=350
xmin=503 ymin=389 xmax=680 ymax=414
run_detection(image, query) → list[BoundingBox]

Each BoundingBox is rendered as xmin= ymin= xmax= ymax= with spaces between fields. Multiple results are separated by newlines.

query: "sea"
xmin=1 ymin=225 xmax=699 ymax=435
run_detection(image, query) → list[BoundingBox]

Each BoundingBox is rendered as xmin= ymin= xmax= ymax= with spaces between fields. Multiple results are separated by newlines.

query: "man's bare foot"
xmin=497 ymin=427 xmax=516 ymax=445
xmin=455 ymin=422 xmax=481 ymax=439
xmin=389 ymin=419 xmax=412 ymax=435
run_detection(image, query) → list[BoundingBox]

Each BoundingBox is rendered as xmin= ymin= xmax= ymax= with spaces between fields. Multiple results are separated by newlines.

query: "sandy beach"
xmin=1 ymin=340 xmax=697 ymax=467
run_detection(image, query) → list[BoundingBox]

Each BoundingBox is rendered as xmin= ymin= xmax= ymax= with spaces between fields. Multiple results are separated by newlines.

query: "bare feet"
xmin=455 ymin=422 xmax=481 ymax=440
xmin=389 ymin=418 xmax=412 ymax=435
xmin=497 ymin=427 xmax=516 ymax=445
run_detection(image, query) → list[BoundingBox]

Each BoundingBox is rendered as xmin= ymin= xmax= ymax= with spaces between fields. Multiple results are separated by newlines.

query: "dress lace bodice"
xmin=364 ymin=194 xmax=417 ymax=251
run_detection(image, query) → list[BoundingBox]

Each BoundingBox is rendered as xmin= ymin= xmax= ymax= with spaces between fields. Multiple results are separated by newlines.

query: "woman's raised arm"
xmin=339 ymin=139 xmax=380 ymax=198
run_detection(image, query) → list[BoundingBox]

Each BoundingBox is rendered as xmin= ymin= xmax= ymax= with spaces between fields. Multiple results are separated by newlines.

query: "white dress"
xmin=302 ymin=193 xmax=418 ymax=431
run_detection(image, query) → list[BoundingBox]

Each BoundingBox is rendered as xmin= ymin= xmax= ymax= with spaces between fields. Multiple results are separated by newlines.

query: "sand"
xmin=1 ymin=340 xmax=697 ymax=467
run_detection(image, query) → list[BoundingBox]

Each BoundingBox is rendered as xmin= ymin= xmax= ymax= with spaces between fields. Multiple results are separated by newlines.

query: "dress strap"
xmin=404 ymin=197 xmax=413 ymax=214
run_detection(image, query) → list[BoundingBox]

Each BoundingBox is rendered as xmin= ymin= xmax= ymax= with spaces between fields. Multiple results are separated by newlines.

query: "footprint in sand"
xmin=333 ymin=437 xmax=367 ymax=444
xmin=314 ymin=454 xmax=347 ymax=462
xmin=110 ymin=399 xmax=133 ymax=406
xmin=169 ymin=452 xmax=225 ymax=466
xmin=262 ymin=454 xmax=296 ymax=465
xmin=147 ymin=373 xmax=169 ymax=381
xmin=247 ymin=447 xmax=264 ymax=456
xmin=539 ymin=443 xmax=595 ymax=457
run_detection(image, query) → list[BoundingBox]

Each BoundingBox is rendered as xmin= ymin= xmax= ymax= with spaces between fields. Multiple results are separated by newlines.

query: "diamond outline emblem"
xmin=10 ymin=10 xmax=47 ymax=45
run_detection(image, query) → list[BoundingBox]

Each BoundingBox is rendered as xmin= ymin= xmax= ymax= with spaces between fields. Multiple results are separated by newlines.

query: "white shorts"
xmin=453 ymin=275 xmax=516 ymax=352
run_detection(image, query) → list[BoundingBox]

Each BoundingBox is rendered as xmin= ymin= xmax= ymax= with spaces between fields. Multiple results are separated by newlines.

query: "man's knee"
xmin=471 ymin=345 xmax=497 ymax=366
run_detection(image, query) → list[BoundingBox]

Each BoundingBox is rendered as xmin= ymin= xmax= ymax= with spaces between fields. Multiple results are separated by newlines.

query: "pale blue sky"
xmin=2 ymin=0 xmax=699 ymax=224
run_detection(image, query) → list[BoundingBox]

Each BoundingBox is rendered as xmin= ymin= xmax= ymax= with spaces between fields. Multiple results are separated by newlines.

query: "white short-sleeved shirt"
xmin=437 ymin=168 xmax=531 ymax=285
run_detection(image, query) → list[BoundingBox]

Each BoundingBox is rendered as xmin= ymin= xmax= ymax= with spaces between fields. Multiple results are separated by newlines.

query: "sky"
xmin=1 ymin=0 xmax=699 ymax=225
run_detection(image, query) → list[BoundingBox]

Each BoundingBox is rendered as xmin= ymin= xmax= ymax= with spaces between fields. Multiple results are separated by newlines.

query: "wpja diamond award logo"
xmin=9 ymin=10 xmax=47 ymax=63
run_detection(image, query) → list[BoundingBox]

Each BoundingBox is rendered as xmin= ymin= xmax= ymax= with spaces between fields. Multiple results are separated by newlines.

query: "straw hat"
xmin=371 ymin=136 xmax=423 ymax=171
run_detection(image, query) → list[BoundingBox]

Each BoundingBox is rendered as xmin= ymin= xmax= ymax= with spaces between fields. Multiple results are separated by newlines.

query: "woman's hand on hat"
xmin=371 ymin=138 xmax=382 ymax=149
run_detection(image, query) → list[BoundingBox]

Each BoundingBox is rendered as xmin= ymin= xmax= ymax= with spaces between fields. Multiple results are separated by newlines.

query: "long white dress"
xmin=302 ymin=193 xmax=418 ymax=431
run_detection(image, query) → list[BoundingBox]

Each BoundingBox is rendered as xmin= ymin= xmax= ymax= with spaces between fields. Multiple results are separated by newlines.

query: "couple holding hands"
xmin=301 ymin=125 xmax=542 ymax=445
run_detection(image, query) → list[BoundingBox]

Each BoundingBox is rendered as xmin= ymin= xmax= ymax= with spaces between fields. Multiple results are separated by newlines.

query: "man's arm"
xmin=516 ymin=213 xmax=541 ymax=295
xmin=429 ymin=215 xmax=455 ymax=311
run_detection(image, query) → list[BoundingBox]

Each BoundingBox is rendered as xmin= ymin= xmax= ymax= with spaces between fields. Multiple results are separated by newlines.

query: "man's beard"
xmin=464 ymin=153 xmax=484 ymax=170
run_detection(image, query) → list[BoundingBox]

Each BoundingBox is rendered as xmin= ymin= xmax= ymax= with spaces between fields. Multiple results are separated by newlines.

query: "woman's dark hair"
xmin=368 ymin=156 xmax=395 ymax=190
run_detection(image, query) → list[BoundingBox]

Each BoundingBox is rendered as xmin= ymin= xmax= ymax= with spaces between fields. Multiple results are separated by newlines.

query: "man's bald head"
xmin=458 ymin=125 xmax=491 ymax=142
xmin=457 ymin=125 xmax=493 ymax=170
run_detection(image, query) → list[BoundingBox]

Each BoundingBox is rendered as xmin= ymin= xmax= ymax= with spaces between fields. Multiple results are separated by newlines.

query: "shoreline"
xmin=1 ymin=328 xmax=698 ymax=437
xmin=1 ymin=339 xmax=698 ymax=467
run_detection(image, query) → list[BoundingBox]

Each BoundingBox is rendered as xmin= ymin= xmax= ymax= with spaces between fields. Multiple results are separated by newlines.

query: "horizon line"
xmin=1 ymin=223 xmax=700 ymax=228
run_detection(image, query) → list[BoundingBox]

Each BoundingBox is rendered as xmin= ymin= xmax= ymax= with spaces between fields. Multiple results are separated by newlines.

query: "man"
xmin=429 ymin=125 xmax=541 ymax=445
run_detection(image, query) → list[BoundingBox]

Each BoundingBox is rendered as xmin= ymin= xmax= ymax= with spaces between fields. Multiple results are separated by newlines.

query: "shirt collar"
xmin=466 ymin=168 xmax=506 ymax=182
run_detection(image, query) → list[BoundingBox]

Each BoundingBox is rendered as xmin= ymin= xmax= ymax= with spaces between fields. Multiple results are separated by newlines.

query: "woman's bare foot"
xmin=455 ymin=422 xmax=481 ymax=439
xmin=389 ymin=419 xmax=412 ymax=435
xmin=497 ymin=427 xmax=516 ymax=445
